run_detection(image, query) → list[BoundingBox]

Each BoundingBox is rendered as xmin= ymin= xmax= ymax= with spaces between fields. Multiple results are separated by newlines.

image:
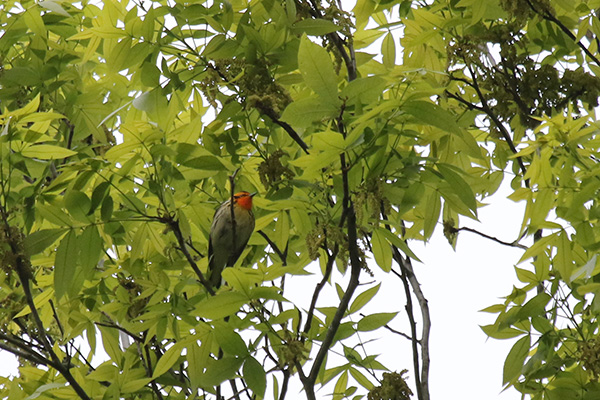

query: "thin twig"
xmin=302 ymin=245 xmax=337 ymax=338
xmin=466 ymin=65 xmax=528 ymax=176
xmin=257 ymin=230 xmax=287 ymax=265
xmin=391 ymin=264 xmax=423 ymax=400
xmin=393 ymin=250 xmax=430 ymax=400
xmin=455 ymin=226 xmax=528 ymax=250
xmin=168 ymin=216 xmax=214 ymax=295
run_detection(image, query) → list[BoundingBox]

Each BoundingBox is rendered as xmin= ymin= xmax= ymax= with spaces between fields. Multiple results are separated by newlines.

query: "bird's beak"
xmin=250 ymin=192 xmax=257 ymax=197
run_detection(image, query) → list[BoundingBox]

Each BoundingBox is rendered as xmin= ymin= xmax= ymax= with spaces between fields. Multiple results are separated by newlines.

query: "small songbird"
xmin=208 ymin=191 xmax=256 ymax=288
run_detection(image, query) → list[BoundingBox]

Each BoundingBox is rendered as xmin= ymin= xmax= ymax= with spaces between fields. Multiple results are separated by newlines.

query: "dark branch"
xmin=525 ymin=0 xmax=600 ymax=67
xmin=302 ymin=245 xmax=338 ymax=337
xmin=262 ymin=110 xmax=310 ymax=154
xmin=455 ymin=226 xmax=528 ymax=250
xmin=257 ymin=230 xmax=287 ymax=265
xmin=168 ymin=216 xmax=215 ymax=295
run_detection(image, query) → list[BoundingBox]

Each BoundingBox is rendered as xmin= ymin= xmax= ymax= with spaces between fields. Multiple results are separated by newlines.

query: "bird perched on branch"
xmin=208 ymin=191 xmax=256 ymax=288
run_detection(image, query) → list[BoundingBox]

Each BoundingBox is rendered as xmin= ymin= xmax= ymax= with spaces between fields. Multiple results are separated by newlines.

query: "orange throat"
xmin=235 ymin=192 xmax=253 ymax=210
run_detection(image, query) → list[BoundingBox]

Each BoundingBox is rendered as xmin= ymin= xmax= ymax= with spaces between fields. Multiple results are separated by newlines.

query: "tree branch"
xmin=455 ymin=226 xmax=528 ymax=250
xmin=166 ymin=216 xmax=214 ymax=295
xmin=393 ymin=250 xmax=430 ymax=400
xmin=0 ymin=332 xmax=51 ymax=365
xmin=524 ymin=0 xmax=600 ymax=67
xmin=464 ymin=65 xmax=528 ymax=177
xmin=262 ymin=111 xmax=310 ymax=154
xmin=257 ymin=230 xmax=288 ymax=265
xmin=302 ymin=245 xmax=338 ymax=338
xmin=305 ymin=147 xmax=362 ymax=397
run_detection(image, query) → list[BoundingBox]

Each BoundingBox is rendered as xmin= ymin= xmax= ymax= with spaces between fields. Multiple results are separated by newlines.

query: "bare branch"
xmin=262 ymin=110 xmax=310 ymax=154
xmin=455 ymin=226 xmax=528 ymax=250
xmin=302 ymin=245 xmax=338 ymax=337
xmin=257 ymin=230 xmax=288 ymax=265
xmin=166 ymin=215 xmax=214 ymax=295
xmin=394 ymin=251 xmax=430 ymax=400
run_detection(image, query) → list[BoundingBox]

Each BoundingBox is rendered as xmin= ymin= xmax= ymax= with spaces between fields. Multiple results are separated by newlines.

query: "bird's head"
xmin=233 ymin=191 xmax=256 ymax=211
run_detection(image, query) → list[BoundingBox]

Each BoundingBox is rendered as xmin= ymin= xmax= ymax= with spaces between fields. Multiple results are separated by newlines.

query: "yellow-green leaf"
xmin=243 ymin=357 xmax=266 ymax=398
xmin=382 ymin=32 xmax=396 ymax=68
xmin=298 ymin=35 xmax=339 ymax=104
xmin=350 ymin=283 xmax=381 ymax=314
xmin=503 ymin=335 xmax=530 ymax=384
xmin=371 ymin=228 xmax=392 ymax=272
xmin=21 ymin=144 xmax=77 ymax=160
xmin=152 ymin=342 xmax=184 ymax=379
xmin=54 ymin=230 xmax=78 ymax=300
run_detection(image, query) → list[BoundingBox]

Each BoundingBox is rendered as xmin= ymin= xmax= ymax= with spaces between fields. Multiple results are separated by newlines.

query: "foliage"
xmin=0 ymin=0 xmax=600 ymax=399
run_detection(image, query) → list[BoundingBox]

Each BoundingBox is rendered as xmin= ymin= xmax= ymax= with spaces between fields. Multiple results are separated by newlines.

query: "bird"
xmin=208 ymin=191 xmax=256 ymax=288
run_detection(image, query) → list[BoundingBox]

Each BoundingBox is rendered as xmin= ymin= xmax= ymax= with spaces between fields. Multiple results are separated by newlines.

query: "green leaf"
xmin=21 ymin=144 xmax=77 ymax=160
xmin=349 ymin=283 xmax=381 ymax=314
xmin=79 ymin=226 xmax=103 ymax=278
xmin=101 ymin=196 xmax=114 ymax=222
xmin=152 ymin=342 xmax=184 ymax=379
xmin=480 ymin=324 xmax=525 ymax=340
xmin=54 ymin=230 xmax=78 ymax=300
xmin=341 ymin=76 xmax=387 ymax=105
xmin=274 ymin=211 xmax=290 ymax=255
xmin=516 ymin=293 xmax=551 ymax=320
xmin=371 ymin=228 xmax=392 ymax=272
xmin=555 ymin=231 xmax=574 ymax=282
xmin=280 ymin=97 xmax=339 ymax=129
xmin=382 ymin=32 xmax=396 ymax=68
xmin=291 ymin=19 xmax=340 ymax=36
xmin=377 ymin=228 xmax=421 ymax=262
xmin=403 ymin=100 xmax=461 ymax=135
xmin=121 ymin=378 xmax=153 ymax=393
xmin=503 ymin=335 xmax=530 ymax=384
xmin=183 ymin=156 xmax=227 ymax=171
xmin=24 ymin=382 xmax=65 ymax=400
xmin=243 ymin=357 xmax=266 ymax=398
xmin=89 ymin=181 xmax=111 ymax=215
xmin=357 ymin=312 xmax=397 ymax=332
xmin=298 ymin=35 xmax=339 ymax=103
xmin=349 ymin=367 xmax=374 ymax=390
xmin=334 ymin=370 xmax=349 ymax=400
xmin=99 ymin=326 xmax=123 ymax=368
xmin=14 ymin=288 xmax=54 ymax=318
xmin=514 ymin=267 xmax=537 ymax=284
xmin=198 ymin=356 xmax=244 ymax=387
xmin=188 ymin=333 xmax=213 ymax=390
xmin=36 ymin=204 xmax=73 ymax=227
xmin=214 ymin=324 xmax=248 ymax=356
xmin=196 ymin=291 xmax=247 ymax=319
xmin=518 ymin=233 xmax=557 ymax=264
xmin=437 ymin=164 xmax=477 ymax=214
xmin=24 ymin=229 xmax=66 ymax=255
xmin=64 ymin=190 xmax=92 ymax=223
xmin=423 ymin=190 xmax=441 ymax=240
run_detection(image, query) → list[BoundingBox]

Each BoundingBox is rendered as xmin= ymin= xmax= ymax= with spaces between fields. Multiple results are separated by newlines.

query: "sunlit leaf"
xmin=371 ymin=228 xmax=392 ymax=272
xmin=357 ymin=312 xmax=397 ymax=332
xmin=21 ymin=144 xmax=77 ymax=160
xmin=298 ymin=35 xmax=339 ymax=103
xmin=503 ymin=335 xmax=530 ymax=384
